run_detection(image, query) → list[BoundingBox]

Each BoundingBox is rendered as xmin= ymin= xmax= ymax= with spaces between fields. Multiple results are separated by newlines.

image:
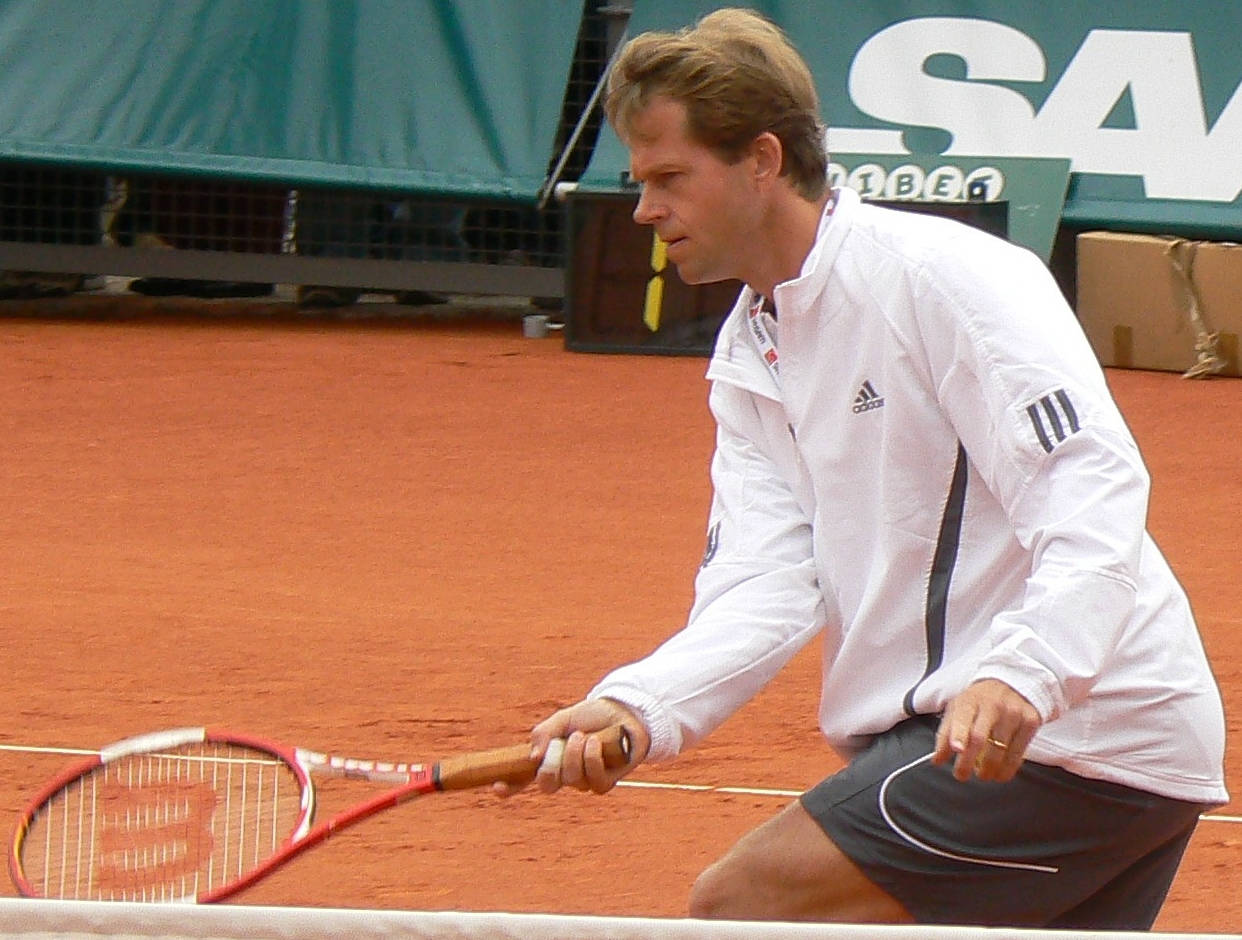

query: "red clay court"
xmin=1 ymin=303 xmax=1238 ymax=931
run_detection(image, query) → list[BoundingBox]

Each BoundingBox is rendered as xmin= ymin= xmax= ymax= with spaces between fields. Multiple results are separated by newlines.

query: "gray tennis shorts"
xmin=800 ymin=715 xmax=1208 ymax=929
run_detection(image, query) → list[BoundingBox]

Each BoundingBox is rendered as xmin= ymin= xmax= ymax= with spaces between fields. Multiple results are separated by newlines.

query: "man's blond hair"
xmin=605 ymin=8 xmax=828 ymax=200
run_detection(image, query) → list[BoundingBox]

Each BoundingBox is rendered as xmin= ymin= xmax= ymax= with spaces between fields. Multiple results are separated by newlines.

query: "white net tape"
xmin=0 ymin=900 xmax=1237 ymax=940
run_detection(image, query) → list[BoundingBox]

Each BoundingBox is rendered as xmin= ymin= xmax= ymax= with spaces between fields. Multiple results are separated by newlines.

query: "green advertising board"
xmin=588 ymin=1 xmax=1242 ymax=239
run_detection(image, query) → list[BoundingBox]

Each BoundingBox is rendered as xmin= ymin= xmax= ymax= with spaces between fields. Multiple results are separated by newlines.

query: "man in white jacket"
xmin=512 ymin=8 xmax=1228 ymax=929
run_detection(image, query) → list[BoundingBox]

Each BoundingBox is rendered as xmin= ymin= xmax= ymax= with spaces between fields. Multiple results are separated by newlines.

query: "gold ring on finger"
xmin=986 ymin=736 xmax=1009 ymax=750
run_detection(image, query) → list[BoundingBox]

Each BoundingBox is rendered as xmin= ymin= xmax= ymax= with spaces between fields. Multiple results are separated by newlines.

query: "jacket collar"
xmin=771 ymin=186 xmax=855 ymax=320
xmin=706 ymin=187 xmax=857 ymax=399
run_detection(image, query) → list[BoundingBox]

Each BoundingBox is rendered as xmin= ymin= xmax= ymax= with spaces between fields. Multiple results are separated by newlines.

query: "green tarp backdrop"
xmin=588 ymin=0 xmax=1242 ymax=239
xmin=3 ymin=0 xmax=1241 ymax=233
xmin=0 ymin=0 xmax=583 ymax=201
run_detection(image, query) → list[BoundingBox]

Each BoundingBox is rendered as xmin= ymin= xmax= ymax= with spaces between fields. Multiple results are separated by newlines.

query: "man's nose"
xmin=632 ymin=188 xmax=662 ymax=225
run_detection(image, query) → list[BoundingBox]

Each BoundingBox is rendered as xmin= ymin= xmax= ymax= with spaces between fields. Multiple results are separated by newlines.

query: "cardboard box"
xmin=1076 ymin=231 xmax=1241 ymax=377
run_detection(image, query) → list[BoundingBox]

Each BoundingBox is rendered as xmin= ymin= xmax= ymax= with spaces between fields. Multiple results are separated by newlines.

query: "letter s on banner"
xmin=843 ymin=17 xmax=1042 ymax=156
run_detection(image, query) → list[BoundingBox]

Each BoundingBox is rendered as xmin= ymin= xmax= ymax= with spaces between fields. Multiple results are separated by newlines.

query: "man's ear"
xmin=751 ymin=131 xmax=783 ymax=184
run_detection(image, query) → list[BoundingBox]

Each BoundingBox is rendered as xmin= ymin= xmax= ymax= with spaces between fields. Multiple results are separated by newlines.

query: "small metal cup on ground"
xmin=522 ymin=314 xmax=550 ymax=338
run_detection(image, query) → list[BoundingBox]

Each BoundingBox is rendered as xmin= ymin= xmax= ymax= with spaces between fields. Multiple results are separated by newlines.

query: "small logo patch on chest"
xmin=852 ymin=380 xmax=885 ymax=413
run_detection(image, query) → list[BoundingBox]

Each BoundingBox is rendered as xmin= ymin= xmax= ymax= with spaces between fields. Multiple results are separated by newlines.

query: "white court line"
xmin=2 ymin=742 xmax=1237 ymax=824
xmin=0 ymin=743 xmax=95 ymax=756
xmin=618 ymin=779 xmax=802 ymax=798
xmin=619 ymin=780 xmax=1242 ymax=825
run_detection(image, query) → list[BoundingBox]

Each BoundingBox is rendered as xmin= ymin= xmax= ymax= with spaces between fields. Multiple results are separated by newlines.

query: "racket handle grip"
xmin=436 ymin=724 xmax=632 ymax=791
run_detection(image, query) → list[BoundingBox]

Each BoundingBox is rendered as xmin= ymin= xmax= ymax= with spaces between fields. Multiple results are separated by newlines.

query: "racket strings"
xmin=20 ymin=742 xmax=304 ymax=901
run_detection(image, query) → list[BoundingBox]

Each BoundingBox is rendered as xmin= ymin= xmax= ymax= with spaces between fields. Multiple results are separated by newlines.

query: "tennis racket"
xmin=9 ymin=724 xmax=630 ymax=903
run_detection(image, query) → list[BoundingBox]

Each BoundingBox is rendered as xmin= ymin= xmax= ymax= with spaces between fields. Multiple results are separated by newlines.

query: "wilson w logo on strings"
xmin=94 ymin=779 xmax=218 ymax=891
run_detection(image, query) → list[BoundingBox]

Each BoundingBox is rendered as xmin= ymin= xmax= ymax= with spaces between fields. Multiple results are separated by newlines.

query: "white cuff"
xmin=587 ymin=685 xmax=682 ymax=762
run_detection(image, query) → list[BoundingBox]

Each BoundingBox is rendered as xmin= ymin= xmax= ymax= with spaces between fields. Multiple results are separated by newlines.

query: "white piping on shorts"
xmin=878 ymin=752 xmax=1060 ymax=874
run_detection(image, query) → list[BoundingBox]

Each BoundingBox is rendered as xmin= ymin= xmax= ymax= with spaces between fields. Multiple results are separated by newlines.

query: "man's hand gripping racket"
xmin=9 ymin=724 xmax=630 ymax=903
xmin=520 ymin=697 xmax=652 ymax=797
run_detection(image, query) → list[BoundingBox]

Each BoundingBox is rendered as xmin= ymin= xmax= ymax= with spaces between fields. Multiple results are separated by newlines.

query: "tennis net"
xmin=0 ymin=899 xmax=1237 ymax=940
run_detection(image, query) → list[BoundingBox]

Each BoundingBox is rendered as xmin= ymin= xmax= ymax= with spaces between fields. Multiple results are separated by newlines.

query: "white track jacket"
xmin=591 ymin=186 xmax=1228 ymax=805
